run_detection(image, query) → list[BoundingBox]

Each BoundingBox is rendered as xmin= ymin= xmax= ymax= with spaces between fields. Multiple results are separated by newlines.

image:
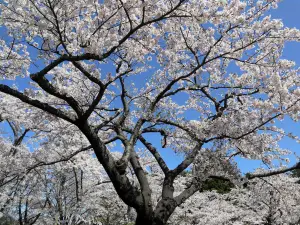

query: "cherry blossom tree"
xmin=1 ymin=0 xmax=300 ymax=224
xmin=168 ymin=172 xmax=300 ymax=225
xmin=0 ymin=119 xmax=131 ymax=225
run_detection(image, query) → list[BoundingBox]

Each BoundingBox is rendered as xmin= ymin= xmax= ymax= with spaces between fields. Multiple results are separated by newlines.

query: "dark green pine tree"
xmin=0 ymin=214 xmax=17 ymax=225
xmin=291 ymin=169 xmax=300 ymax=184
xmin=201 ymin=178 xmax=235 ymax=194
xmin=180 ymin=171 xmax=235 ymax=194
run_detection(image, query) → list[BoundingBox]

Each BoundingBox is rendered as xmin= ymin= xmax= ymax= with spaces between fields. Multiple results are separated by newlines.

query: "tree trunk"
xmin=135 ymin=199 xmax=177 ymax=225
xmin=135 ymin=214 xmax=169 ymax=225
xmin=135 ymin=214 xmax=153 ymax=225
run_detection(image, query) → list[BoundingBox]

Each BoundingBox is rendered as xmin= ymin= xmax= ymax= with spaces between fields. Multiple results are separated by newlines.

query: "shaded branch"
xmin=138 ymin=135 xmax=170 ymax=174
xmin=30 ymin=74 xmax=83 ymax=116
xmin=72 ymin=61 xmax=104 ymax=87
xmin=0 ymin=84 xmax=76 ymax=123
xmin=247 ymin=162 xmax=300 ymax=180
xmin=170 ymin=144 xmax=202 ymax=178
xmin=174 ymin=177 xmax=201 ymax=206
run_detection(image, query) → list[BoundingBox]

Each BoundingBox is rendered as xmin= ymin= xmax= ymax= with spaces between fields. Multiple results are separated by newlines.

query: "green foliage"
xmin=180 ymin=170 xmax=192 ymax=177
xmin=0 ymin=215 xmax=17 ymax=225
xmin=180 ymin=171 xmax=235 ymax=194
xmin=291 ymin=169 xmax=300 ymax=177
xmin=291 ymin=169 xmax=300 ymax=184
xmin=202 ymin=178 xmax=235 ymax=194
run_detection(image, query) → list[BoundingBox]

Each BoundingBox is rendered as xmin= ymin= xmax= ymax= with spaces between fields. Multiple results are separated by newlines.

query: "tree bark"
xmin=77 ymin=122 xmax=143 ymax=209
xmin=135 ymin=198 xmax=177 ymax=225
xmin=135 ymin=213 xmax=153 ymax=225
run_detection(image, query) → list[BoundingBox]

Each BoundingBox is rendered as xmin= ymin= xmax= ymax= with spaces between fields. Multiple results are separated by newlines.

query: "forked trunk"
xmin=135 ymin=215 xmax=166 ymax=225
xmin=135 ymin=199 xmax=177 ymax=225
xmin=135 ymin=214 xmax=153 ymax=225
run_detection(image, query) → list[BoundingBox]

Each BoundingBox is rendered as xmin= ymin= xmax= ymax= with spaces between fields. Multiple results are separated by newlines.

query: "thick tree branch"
xmin=170 ymin=144 xmax=203 ymax=178
xmin=72 ymin=61 xmax=104 ymax=87
xmin=174 ymin=177 xmax=201 ymax=206
xmin=138 ymin=135 xmax=170 ymax=174
xmin=0 ymin=84 xmax=76 ymax=123
xmin=78 ymin=122 xmax=143 ymax=209
xmin=129 ymin=150 xmax=153 ymax=216
xmin=30 ymin=74 xmax=83 ymax=116
xmin=80 ymin=87 xmax=106 ymax=122
xmin=247 ymin=162 xmax=300 ymax=180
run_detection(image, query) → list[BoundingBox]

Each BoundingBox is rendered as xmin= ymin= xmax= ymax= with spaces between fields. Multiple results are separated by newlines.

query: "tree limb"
xmin=0 ymin=84 xmax=76 ymax=123
xmin=138 ymin=135 xmax=170 ymax=174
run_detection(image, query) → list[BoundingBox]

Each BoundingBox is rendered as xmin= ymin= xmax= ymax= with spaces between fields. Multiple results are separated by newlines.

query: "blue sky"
xmin=235 ymin=0 xmax=300 ymax=173
xmin=1 ymin=0 xmax=300 ymax=174
xmin=145 ymin=1 xmax=300 ymax=173
xmin=135 ymin=1 xmax=300 ymax=173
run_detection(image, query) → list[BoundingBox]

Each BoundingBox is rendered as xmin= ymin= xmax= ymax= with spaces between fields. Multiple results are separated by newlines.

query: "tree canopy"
xmin=1 ymin=0 xmax=300 ymax=224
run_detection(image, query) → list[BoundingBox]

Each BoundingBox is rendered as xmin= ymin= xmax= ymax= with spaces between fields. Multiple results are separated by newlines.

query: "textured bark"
xmin=77 ymin=122 xmax=143 ymax=209
xmin=135 ymin=213 xmax=153 ymax=225
xmin=153 ymin=199 xmax=177 ymax=225
xmin=135 ymin=199 xmax=177 ymax=225
xmin=135 ymin=176 xmax=178 ymax=225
